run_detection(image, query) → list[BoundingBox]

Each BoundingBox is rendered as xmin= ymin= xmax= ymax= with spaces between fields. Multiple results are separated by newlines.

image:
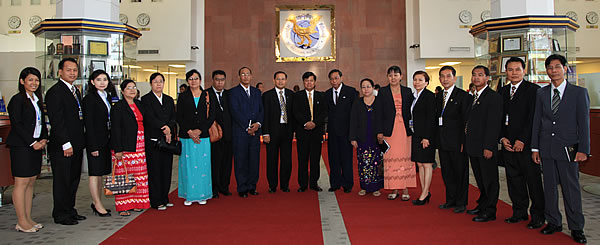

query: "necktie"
xmin=552 ymin=88 xmax=560 ymax=116
xmin=279 ymin=90 xmax=288 ymax=123
xmin=218 ymin=92 xmax=223 ymax=110
xmin=308 ymin=91 xmax=314 ymax=121
xmin=472 ymin=92 xmax=479 ymax=106
xmin=510 ymin=86 xmax=516 ymax=100
xmin=72 ymin=86 xmax=83 ymax=120
xmin=442 ymin=91 xmax=448 ymax=110
xmin=71 ymin=86 xmax=79 ymax=101
xmin=246 ymin=88 xmax=250 ymax=98
xmin=334 ymin=90 xmax=339 ymax=105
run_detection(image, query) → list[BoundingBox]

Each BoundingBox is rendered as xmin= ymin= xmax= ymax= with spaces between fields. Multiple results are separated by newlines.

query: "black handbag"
xmin=154 ymin=136 xmax=182 ymax=155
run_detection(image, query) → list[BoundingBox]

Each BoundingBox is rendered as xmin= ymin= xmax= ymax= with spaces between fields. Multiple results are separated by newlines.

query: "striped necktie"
xmin=510 ymin=86 xmax=516 ymax=100
xmin=552 ymin=88 xmax=560 ymax=116
xmin=279 ymin=90 xmax=288 ymax=123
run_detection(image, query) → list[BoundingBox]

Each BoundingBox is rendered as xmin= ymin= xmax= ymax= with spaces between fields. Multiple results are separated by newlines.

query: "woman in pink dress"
xmin=378 ymin=66 xmax=416 ymax=201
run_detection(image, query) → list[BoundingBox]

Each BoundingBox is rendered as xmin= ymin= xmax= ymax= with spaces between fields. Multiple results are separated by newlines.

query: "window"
xmin=11 ymin=0 xmax=22 ymax=6
xmin=31 ymin=0 xmax=40 ymax=5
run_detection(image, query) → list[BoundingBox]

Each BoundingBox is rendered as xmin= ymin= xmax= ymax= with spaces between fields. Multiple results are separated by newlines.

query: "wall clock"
xmin=565 ymin=11 xmax=578 ymax=22
xmin=120 ymin=14 xmax=128 ymax=24
xmin=8 ymin=16 xmax=21 ymax=29
xmin=459 ymin=10 xmax=472 ymax=24
xmin=29 ymin=15 xmax=42 ymax=28
xmin=586 ymin=11 xmax=598 ymax=24
xmin=480 ymin=10 xmax=491 ymax=22
xmin=137 ymin=13 xmax=150 ymax=26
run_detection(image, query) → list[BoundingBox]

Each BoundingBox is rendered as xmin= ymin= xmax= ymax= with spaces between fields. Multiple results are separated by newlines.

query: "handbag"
xmin=206 ymin=91 xmax=223 ymax=143
xmin=103 ymin=158 xmax=137 ymax=196
xmin=155 ymin=136 xmax=182 ymax=155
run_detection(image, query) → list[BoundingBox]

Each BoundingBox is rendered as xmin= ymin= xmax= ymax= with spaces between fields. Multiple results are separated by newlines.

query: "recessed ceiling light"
xmin=168 ymin=64 xmax=186 ymax=68
xmin=123 ymin=65 xmax=141 ymax=69
xmin=425 ymin=66 xmax=441 ymax=70
xmin=568 ymin=60 xmax=583 ymax=64
xmin=143 ymin=69 xmax=158 ymax=72
xmin=163 ymin=72 xmax=178 ymax=75
xmin=439 ymin=62 xmax=462 ymax=66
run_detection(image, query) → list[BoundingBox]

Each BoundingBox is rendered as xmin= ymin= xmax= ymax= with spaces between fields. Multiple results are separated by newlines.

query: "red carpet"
xmin=102 ymin=143 xmax=323 ymax=244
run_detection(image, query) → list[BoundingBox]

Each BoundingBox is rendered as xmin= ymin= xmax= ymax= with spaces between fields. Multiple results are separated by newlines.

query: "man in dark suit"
xmin=532 ymin=54 xmax=590 ymax=244
xmin=45 ymin=58 xmax=86 ymax=225
xmin=207 ymin=70 xmax=234 ymax=197
xmin=498 ymin=57 xmax=544 ymax=228
xmin=293 ymin=72 xmax=327 ymax=192
xmin=262 ymin=71 xmax=294 ymax=193
xmin=325 ymin=69 xmax=357 ymax=193
xmin=465 ymin=65 xmax=502 ymax=222
xmin=435 ymin=66 xmax=471 ymax=214
xmin=229 ymin=67 xmax=264 ymax=198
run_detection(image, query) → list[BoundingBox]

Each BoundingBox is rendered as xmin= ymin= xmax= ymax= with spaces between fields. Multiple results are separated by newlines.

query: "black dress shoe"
xmin=343 ymin=188 xmax=351 ymax=193
xmin=466 ymin=208 xmax=481 ymax=215
xmin=55 ymin=219 xmax=78 ymax=225
xmin=540 ymin=224 xmax=562 ymax=235
xmin=527 ymin=220 xmax=545 ymax=229
xmin=473 ymin=213 xmax=496 ymax=222
xmin=268 ymin=188 xmax=277 ymax=193
xmin=310 ymin=186 xmax=323 ymax=192
xmin=505 ymin=216 xmax=528 ymax=224
xmin=73 ymin=214 xmax=86 ymax=221
xmin=297 ymin=187 xmax=307 ymax=192
xmin=238 ymin=192 xmax=248 ymax=198
xmin=220 ymin=190 xmax=233 ymax=196
xmin=453 ymin=206 xmax=466 ymax=213
xmin=281 ymin=188 xmax=290 ymax=192
xmin=438 ymin=203 xmax=455 ymax=209
xmin=248 ymin=190 xmax=259 ymax=195
xmin=328 ymin=187 xmax=340 ymax=192
xmin=213 ymin=193 xmax=220 ymax=198
xmin=571 ymin=230 xmax=587 ymax=244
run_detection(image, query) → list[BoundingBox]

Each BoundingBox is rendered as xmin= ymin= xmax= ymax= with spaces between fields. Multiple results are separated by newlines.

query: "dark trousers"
xmin=211 ymin=139 xmax=233 ymax=193
xmin=49 ymin=150 xmax=83 ymax=222
xmin=327 ymin=134 xmax=354 ymax=190
xmin=439 ymin=149 xmax=469 ymax=206
xmin=146 ymin=145 xmax=173 ymax=208
xmin=470 ymin=155 xmax=500 ymax=215
xmin=542 ymin=158 xmax=585 ymax=230
xmin=297 ymin=131 xmax=322 ymax=189
xmin=232 ymin=134 xmax=260 ymax=193
xmin=504 ymin=150 xmax=544 ymax=221
xmin=265 ymin=124 xmax=293 ymax=190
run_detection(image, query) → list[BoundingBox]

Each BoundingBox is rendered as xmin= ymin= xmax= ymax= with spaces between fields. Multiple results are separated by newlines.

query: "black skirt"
xmin=87 ymin=146 xmax=112 ymax=176
xmin=411 ymin=136 xmax=436 ymax=163
xmin=10 ymin=146 xmax=42 ymax=177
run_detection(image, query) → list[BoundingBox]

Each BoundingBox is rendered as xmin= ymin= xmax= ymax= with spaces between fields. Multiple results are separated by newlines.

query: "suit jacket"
xmin=45 ymin=80 xmax=85 ymax=151
xmin=379 ymin=84 xmax=413 ymax=137
xmin=465 ymin=87 xmax=503 ymax=157
xmin=411 ymin=89 xmax=437 ymax=142
xmin=176 ymin=89 xmax=217 ymax=139
xmin=499 ymin=80 xmax=540 ymax=149
xmin=6 ymin=93 xmax=48 ymax=147
xmin=262 ymin=88 xmax=294 ymax=138
xmin=293 ymin=90 xmax=327 ymax=137
xmin=325 ymin=84 xmax=358 ymax=136
xmin=141 ymin=92 xmax=176 ymax=141
xmin=435 ymin=86 xmax=471 ymax=152
xmin=531 ymin=82 xmax=590 ymax=160
xmin=229 ymin=84 xmax=264 ymax=137
xmin=207 ymin=87 xmax=233 ymax=141
xmin=349 ymin=97 xmax=383 ymax=143
xmin=110 ymin=99 xmax=145 ymax=153
xmin=82 ymin=91 xmax=111 ymax=152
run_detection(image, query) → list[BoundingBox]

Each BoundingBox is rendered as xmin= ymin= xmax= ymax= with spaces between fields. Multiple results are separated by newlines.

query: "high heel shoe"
xmin=33 ymin=223 xmax=44 ymax=229
xmin=412 ymin=192 xmax=431 ymax=206
xmin=91 ymin=203 xmax=111 ymax=217
xmin=15 ymin=224 xmax=38 ymax=233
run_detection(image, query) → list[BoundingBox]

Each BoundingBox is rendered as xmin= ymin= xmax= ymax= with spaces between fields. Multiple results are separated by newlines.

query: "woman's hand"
xmin=115 ymin=152 xmax=123 ymax=160
xmin=165 ymin=133 xmax=172 ymax=144
xmin=161 ymin=125 xmax=171 ymax=136
xmin=188 ymin=129 xmax=202 ymax=144
xmin=91 ymin=151 xmax=99 ymax=157
xmin=351 ymin=140 xmax=358 ymax=148
xmin=421 ymin=139 xmax=430 ymax=149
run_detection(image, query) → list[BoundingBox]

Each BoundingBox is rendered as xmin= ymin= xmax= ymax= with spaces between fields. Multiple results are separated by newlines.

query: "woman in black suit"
xmin=141 ymin=72 xmax=177 ymax=210
xmin=7 ymin=67 xmax=48 ymax=232
xmin=82 ymin=70 xmax=115 ymax=217
xmin=410 ymin=71 xmax=437 ymax=205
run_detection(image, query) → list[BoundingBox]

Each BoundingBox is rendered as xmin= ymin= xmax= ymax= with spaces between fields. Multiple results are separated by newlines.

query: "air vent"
xmin=449 ymin=47 xmax=470 ymax=52
xmin=138 ymin=49 xmax=159 ymax=54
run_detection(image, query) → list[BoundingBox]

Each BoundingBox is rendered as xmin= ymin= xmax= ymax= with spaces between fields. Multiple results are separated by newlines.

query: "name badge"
xmin=438 ymin=117 xmax=443 ymax=126
xmin=505 ymin=115 xmax=509 ymax=126
xmin=79 ymin=110 xmax=83 ymax=121
xmin=409 ymin=119 xmax=414 ymax=130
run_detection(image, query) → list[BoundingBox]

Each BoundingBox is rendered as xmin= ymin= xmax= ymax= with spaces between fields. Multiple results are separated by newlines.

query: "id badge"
xmin=409 ymin=119 xmax=414 ymax=130
xmin=438 ymin=117 xmax=443 ymax=126
xmin=79 ymin=110 xmax=83 ymax=121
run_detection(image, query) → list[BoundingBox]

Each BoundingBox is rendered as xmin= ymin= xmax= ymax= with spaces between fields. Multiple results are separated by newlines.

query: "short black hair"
xmin=472 ymin=65 xmax=490 ymax=77
xmin=505 ymin=56 xmax=526 ymax=70
xmin=120 ymin=79 xmax=136 ymax=91
xmin=186 ymin=69 xmax=201 ymax=81
xmin=238 ymin=66 xmax=252 ymax=76
xmin=256 ymin=82 xmax=263 ymax=88
xmin=328 ymin=69 xmax=342 ymax=79
xmin=360 ymin=78 xmax=374 ymax=87
xmin=212 ymin=70 xmax=226 ymax=79
xmin=435 ymin=86 xmax=443 ymax=93
xmin=59 ymin=57 xmax=78 ymax=70
xmin=179 ymin=84 xmax=188 ymax=89
xmin=412 ymin=70 xmax=430 ymax=84
xmin=374 ymin=84 xmax=381 ymax=90
xmin=387 ymin=66 xmax=402 ymax=75
xmin=150 ymin=72 xmax=165 ymax=84
xmin=274 ymin=71 xmax=287 ymax=79
xmin=545 ymin=54 xmax=568 ymax=67
xmin=18 ymin=67 xmax=42 ymax=100
xmin=302 ymin=71 xmax=316 ymax=81
xmin=439 ymin=66 xmax=456 ymax=76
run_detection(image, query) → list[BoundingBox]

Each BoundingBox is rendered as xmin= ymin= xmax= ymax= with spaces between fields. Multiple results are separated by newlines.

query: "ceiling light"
xmin=163 ymin=72 xmax=178 ymax=75
xmin=123 ymin=65 xmax=141 ymax=69
xmin=439 ymin=62 xmax=462 ymax=66
xmin=425 ymin=66 xmax=441 ymax=70
xmin=143 ymin=69 xmax=158 ymax=72
xmin=568 ymin=61 xmax=583 ymax=64
xmin=168 ymin=64 xmax=186 ymax=68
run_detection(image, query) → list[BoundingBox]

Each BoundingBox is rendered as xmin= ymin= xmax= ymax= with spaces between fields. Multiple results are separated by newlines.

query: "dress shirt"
xmin=442 ymin=85 xmax=455 ymax=112
xmin=276 ymin=87 xmax=287 ymax=123
xmin=332 ymin=84 xmax=343 ymax=105
xmin=153 ymin=91 xmax=163 ymax=105
xmin=27 ymin=92 xmax=42 ymax=139
xmin=532 ymin=80 xmax=567 ymax=153
xmin=304 ymin=89 xmax=314 ymax=127
xmin=60 ymin=78 xmax=77 ymax=151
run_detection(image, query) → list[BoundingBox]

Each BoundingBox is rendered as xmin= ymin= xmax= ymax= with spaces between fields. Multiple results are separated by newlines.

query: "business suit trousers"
xmin=211 ymin=139 xmax=233 ymax=193
xmin=541 ymin=158 xmax=584 ymax=230
xmin=504 ymin=150 xmax=545 ymax=221
xmin=327 ymin=134 xmax=354 ymax=190
xmin=470 ymin=155 xmax=499 ymax=215
xmin=146 ymin=145 xmax=173 ymax=208
xmin=439 ymin=149 xmax=469 ymax=206
xmin=49 ymin=150 xmax=83 ymax=222
xmin=297 ymin=132 xmax=322 ymax=189
xmin=266 ymin=124 xmax=293 ymax=190
xmin=233 ymin=135 xmax=261 ymax=193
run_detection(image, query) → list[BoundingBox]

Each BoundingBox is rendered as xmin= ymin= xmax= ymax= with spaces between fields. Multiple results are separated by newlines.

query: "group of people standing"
xmin=6 ymin=54 xmax=590 ymax=244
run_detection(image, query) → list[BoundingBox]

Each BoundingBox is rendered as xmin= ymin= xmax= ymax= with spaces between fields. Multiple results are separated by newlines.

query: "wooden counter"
xmin=0 ymin=116 xmax=14 ymax=187
xmin=580 ymin=109 xmax=600 ymax=177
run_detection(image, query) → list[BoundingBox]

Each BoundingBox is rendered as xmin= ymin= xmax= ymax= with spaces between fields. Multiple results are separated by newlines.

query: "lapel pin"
xmin=342 ymin=96 xmax=346 ymax=99
xmin=450 ymin=99 xmax=453 ymax=102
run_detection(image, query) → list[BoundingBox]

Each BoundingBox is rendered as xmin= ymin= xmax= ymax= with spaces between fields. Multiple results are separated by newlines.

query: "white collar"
xmin=510 ymin=80 xmax=523 ymax=90
xmin=26 ymin=92 xmax=39 ymax=102
xmin=97 ymin=90 xmax=107 ymax=98
xmin=551 ymin=80 xmax=567 ymax=93
xmin=60 ymin=78 xmax=74 ymax=91
xmin=333 ymin=84 xmax=343 ymax=93
xmin=305 ymin=89 xmax=314 ymax=96
xmin=443 ymin=85 xmax=455 ymax=95
xmin=475 ymin=85 xmax=488 ymax=97
xmin=275 ymin=87 xmax=286 ymax=95
xmin=212 ymin=87 xmax=223 ymax=94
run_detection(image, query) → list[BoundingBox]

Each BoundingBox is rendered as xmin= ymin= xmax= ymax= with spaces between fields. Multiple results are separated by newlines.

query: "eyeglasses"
xmin=240 ymin=73 xmax=251 ymax=77
xmin=125 ymin=86 xmax=137 ymax=90
xmin=214 ymin=78 xmax=226 ymax=82
xmin=188 ymin=77 xmax=200 ymax=81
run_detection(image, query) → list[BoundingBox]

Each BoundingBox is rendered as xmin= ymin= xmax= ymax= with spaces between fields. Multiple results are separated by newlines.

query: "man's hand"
xmin=575 ymin=152 xmax=588 ymax=162
xmin=512 ymin=140 xmax=524 ymax=152
xmin=304 ymin=121 xmax=316 ymax=130
xmin=501 ymin=138 xmax=514 ymax=152
xmin=32 ymin=141 xmax=44 ymax=151
xmin=351 ymin=140 xmax=358 ymax=148
xmin=483 ymin=149 xmax=493 ymax=159
xmin=91 ymin=151 xmax=99 ymax=157
xmin=532 ymin=152 xmax=541 ymax=164
xmin=263 ymin=135 xmax=271 ymax=144
xmin=63 ymin=147 xmax=74 ymax=157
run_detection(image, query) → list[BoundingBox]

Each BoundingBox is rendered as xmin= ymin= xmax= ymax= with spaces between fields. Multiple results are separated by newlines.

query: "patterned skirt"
xmin=357 ymin=144 xmax=384 ymax=192
xmin=112 ymin=130 xmax=150 ymax=211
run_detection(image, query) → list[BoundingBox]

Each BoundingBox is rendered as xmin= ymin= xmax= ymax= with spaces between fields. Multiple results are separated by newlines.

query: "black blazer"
xmin=325 ymin=84 xmax=358 ymax=136
xmin=141 ymin=92 xmax=176 ymax=141
xmin=435 ymin=86 xmax=471 ymax=152
xmin=176 ymin=89 xmax=216 ymax=139
xmin=6 ymin=93 xmax=48 ymax=147
xmin=349 ymin=97 xmax=383 ymax=143
xmin=206 ymin=87 xmax=232 ymax=141
xmin=45 ymin=80 xmax=85 ymax=151
xmin=465 ymin=87 xmax=503 ymax=157
xmin=82 ymin=92 xmax=111 ymax=152
xmin=110 ymin=99 xmax=145 ymax=153
xmin=499 ymin=81 xmax=539 ymax=150
xmin=379 ymin=84 xmax=413 ymax=137
xmin=293 ymin=90 xmax=327 ymax=137
xmin=411 ymin=89 xmax=437 ymax=142
xmin=262 ymin=88 xmax=295 ymax=138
